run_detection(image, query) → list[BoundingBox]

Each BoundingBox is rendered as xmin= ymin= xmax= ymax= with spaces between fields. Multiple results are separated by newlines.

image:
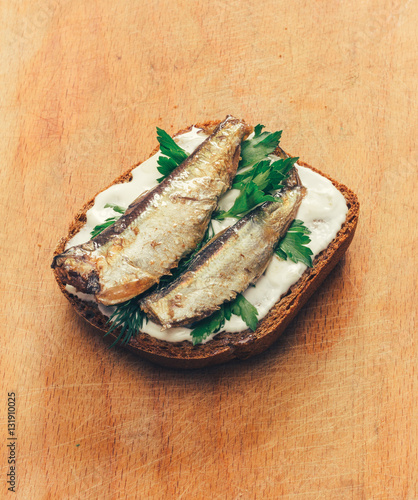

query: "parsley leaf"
xmin=239 ymin=126 xmax=282 ymax=169
xmin=275 ymin=219 xmax=313 ymax=267
xmin=230 ymin=294 xmax=258 ymax=331
xmin=233 ymin=157 xmax=298 ymax=191
xmin=91 ymin=217 xmax=120 ymax=238
xmin=90 ymin=203 xmax=126 ymax=238
xmin=190 ymin=308 xmax=227 ymax=345
xmin=216 ymin=155 xmax=298 ymax=220
xmin=156 ymin=127 xmax=189 ymax=181
xmin=191 ymin=293 xmax=258 ymax=345
xmin=215 ymin=124 xmax=299 ymax=220
xmin=104 ymin=202 xmax=125 ymax=214
xmin=216 ymin=181 xmax=276 ymax=220
xmin=232 ymin=159 xmax=272 ymax=189
xmin=253 ymin=124 xmax=265 ymax=136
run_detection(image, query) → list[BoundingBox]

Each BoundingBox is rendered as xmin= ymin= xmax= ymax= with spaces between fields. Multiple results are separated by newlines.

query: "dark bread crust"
xmin=53 ymin=121 xmax=359 ymax=369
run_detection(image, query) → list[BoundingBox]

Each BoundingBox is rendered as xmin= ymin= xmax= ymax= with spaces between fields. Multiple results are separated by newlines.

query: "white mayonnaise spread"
xmin=65 ymin=127 xmax=348 ymax=344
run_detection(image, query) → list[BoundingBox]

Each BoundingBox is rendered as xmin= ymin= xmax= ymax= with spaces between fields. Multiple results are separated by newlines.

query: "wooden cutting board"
xmin=1 ymin=0 xmax=416 ymax=498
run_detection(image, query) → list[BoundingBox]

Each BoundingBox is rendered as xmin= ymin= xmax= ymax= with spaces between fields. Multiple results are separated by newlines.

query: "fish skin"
xmin=52 ymin=116 xmax=253 ymax=305
xmin=141 ymin=176 xmax=306 ymax=328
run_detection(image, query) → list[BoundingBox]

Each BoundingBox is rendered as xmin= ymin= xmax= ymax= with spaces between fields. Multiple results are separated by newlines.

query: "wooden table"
xmin=1 ymin=1 xmax=416 ymax=498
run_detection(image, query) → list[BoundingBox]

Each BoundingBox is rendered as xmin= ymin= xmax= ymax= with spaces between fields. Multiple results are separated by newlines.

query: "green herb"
xmin=191 ymin=293 xmax=258 ymax=345
xmin=105 ymin=298 xmax=147 ymax=347
xmin=229 ymin=293 xmax=258 ymax=331
xmin=104 ymin=203 xmax=125 ymax=214
xmin=190 ymin=308 xmax=227 ymax=345
xmin=239 ymin=125 xmax=282 ymax=169
xmin=215 ymin=156 xmax=298 ymax=220
xmin=90 ymin=203 xmax=126 ymax=238
xmin=233 ymin=157 xmax=297 ymax=191
xmin=216 ymin=181 xmax=276 ymax=220
xmin=275 ymin=219 xmax=313 ymax=267
xmin=214 ymin=124 xmax=297 ymax=220
xmin=91 ymin=218 xmax=119 ymax=238
xmin=156 ymin=127 xmax=189 ymax=182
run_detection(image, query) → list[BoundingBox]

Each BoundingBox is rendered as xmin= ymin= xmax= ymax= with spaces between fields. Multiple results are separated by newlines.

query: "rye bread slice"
xmin=53 ymin=121 xmax=359 ymax=369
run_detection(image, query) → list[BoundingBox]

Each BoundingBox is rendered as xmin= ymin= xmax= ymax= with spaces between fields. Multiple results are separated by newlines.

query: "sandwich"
xmin=52 ymin=116 xmax=359 ymax=368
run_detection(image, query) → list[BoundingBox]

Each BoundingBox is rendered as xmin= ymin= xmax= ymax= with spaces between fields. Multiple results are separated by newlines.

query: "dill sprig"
xmin=105 ymin=298 xmax=147 ymax=347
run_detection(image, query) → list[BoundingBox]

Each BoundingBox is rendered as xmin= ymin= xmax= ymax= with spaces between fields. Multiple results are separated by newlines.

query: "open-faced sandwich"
xmin=52 ymin=116 xmax=359 ymax=368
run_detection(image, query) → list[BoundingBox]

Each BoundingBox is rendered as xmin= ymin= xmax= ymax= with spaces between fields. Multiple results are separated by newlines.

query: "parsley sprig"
xmin=190 ymin=293 xmax=258 ymax=345
xmin=215 ymin=156 xmax=298 ymax=220
xmin=276 ymin=219 xmax=313 ymax=267
xmin=156 ymin=127 xmax=189 ymax=182
xmin=90 ymin=203 xmax=125 ymax=238
xmin=239 ymin=124 xmax=282 ymax=169
xmin=215 ymin=126 xmax=298 ymax=220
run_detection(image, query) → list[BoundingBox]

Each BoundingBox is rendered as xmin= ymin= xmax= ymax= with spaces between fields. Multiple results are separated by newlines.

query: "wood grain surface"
xmin=1 ymin=0 xmax=417 ymax=498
